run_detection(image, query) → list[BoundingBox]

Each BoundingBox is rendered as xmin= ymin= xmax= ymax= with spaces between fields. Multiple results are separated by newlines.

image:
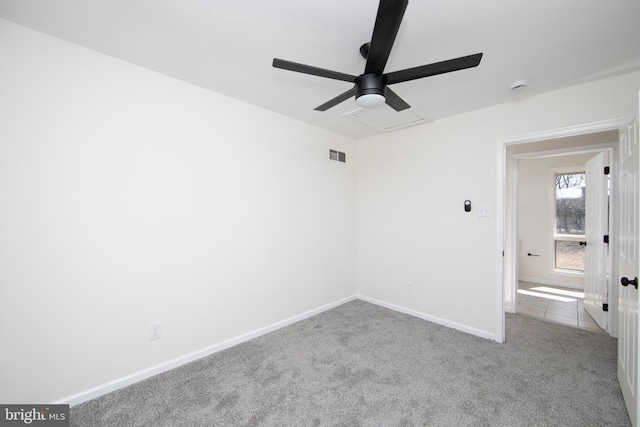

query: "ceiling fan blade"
xmin=384 ymin=87 xmax=411 ymax=111
xmin=314 ymin=87 xmax=356 ymax=111
xmin=364 ymin=0 xmax=408 ymax=75
xmin=385 ymin=53 xmax=483 ymax=85
xmin=273 ymin=58 xmax=356 ymax=83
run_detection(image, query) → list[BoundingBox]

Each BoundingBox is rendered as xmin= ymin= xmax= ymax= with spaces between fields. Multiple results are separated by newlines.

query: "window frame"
xmin=549 ymin=166 xmax=586 ymax=276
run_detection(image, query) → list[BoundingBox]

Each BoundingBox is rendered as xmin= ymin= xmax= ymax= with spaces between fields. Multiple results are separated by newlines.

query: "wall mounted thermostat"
xmin=464 ymin=200 xmax=471 ymax=212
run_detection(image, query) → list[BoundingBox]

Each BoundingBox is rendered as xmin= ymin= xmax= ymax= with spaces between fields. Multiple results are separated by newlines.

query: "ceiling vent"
xmin=343 ymin=106 xmax=432 ymax=132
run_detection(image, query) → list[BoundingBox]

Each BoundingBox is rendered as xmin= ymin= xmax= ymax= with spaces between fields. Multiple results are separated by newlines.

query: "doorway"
xmin=498 ymin=122 xmax=621 ymax=340
xmin=515 ymin=149 xmax=608 ymax=331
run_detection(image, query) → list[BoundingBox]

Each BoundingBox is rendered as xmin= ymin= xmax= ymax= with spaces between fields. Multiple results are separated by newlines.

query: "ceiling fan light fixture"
xmin=355 ymin=73 xmax=386 ymax=108
xmin=356 ymin=93 xmax=386 ymax=108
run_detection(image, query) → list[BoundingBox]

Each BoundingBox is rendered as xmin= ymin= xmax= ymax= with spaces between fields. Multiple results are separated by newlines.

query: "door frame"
xmin=497 ymin=118 xmax=625 ymax=341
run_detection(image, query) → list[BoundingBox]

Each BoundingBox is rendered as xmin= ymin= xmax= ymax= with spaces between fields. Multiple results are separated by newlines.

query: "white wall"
xmin=3 ymin=16 xmax=640 ymax=405
xmin=356 ymin=70 xmax=640 ymax=339
xmin=0 ymin=20 xmax=356 ymax=404
xmin=517 ymin=152 xmax=598 ymax=287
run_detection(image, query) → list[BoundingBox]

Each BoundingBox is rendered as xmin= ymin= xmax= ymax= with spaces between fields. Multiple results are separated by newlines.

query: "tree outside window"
xmin=554 ymin=172 xmax=586 ymax=272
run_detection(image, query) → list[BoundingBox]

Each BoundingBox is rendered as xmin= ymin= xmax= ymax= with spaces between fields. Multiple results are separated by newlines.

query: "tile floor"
xmin=517 ymin=281 xmax=603 ymax=332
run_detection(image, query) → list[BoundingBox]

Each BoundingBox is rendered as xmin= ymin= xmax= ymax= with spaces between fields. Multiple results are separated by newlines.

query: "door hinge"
xmin=603 ymin=303 xmax=609 ymax=312
xmin=604 ymin=166 xmax=610 ymax=175
xmin=604 ymin=235 xmax=609 ymax=244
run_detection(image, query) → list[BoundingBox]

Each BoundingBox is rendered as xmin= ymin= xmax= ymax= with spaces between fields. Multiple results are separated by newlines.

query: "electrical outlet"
xmin=406 ymin=281 xmax=413 ymax=293
xmin=149 ymin=322 xmax=162 ymax=341
xmin=478 ymin=207 xmax=490 ymax=217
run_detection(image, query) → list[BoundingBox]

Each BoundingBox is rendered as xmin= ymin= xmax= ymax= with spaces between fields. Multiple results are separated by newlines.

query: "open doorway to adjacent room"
xmin=501 ymin=126 xmax=619 ymax=336
xmin=516 ymin=151 xmax=606 ymax=331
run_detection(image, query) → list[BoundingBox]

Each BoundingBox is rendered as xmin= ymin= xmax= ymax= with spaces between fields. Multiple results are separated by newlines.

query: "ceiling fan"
xmin=272 ymin=0 xmax=483 ymax=112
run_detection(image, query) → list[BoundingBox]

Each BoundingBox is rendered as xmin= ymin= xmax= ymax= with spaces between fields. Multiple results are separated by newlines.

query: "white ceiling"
xmin=1 ymin=0 xmax=639 ymax=140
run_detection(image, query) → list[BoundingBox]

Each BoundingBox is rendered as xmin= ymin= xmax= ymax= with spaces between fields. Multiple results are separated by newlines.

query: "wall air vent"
xmin=329 ymin=149 xmax=346 ymax=163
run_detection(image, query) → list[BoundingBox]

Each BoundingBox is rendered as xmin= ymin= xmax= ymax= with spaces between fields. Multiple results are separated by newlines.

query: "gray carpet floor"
xmin=71 ymin=300 xmax=630 ymax=426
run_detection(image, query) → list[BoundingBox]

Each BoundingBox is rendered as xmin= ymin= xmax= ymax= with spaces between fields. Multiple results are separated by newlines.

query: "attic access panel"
xmin=343 ymin=106 xmax=432 ymax=132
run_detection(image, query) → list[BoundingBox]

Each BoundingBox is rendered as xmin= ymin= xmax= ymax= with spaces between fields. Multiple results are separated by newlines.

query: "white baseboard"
xmin=53 ymin=295 xmax=357 ymax=407
xmin=54 ymin=294 xmax=498 ymax=406
xmin=356 ymin=295 xmax=497 ymax=341
xmin=518 ymin=276 xmax=584 ymax=291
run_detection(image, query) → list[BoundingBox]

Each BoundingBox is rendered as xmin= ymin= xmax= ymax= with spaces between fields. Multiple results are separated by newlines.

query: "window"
xmin=553 ymin=170 xmax=586 ymax=273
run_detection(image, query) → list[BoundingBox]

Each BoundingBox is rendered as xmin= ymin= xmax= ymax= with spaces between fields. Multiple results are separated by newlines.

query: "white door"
xmin=584 ymin=151 xmax=609 ymax=329
xmin=619 ymin=92 xmax=640 ymax=426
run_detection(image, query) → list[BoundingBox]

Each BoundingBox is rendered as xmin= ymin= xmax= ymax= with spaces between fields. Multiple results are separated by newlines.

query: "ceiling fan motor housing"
xmin=355 ymin=73 xmax=387 ymax=100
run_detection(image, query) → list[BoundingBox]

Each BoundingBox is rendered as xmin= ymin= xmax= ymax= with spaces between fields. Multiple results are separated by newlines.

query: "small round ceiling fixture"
xmin=356 ymin=94 xmax=386 ymax=108
xmin=510 ymin=80 xmax=528 ymax=91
